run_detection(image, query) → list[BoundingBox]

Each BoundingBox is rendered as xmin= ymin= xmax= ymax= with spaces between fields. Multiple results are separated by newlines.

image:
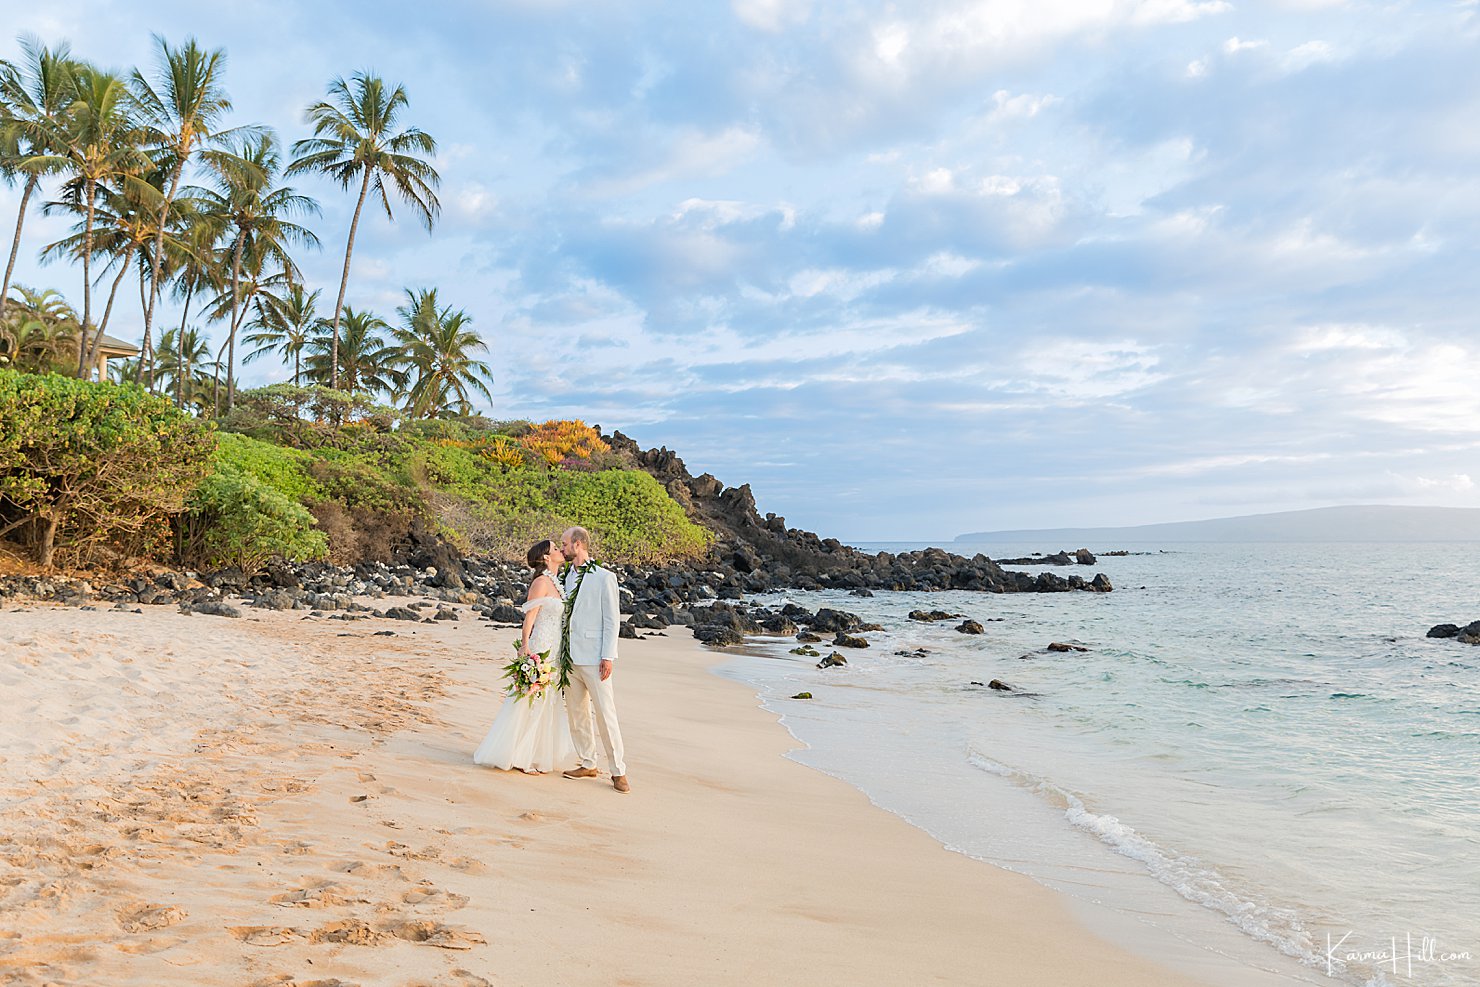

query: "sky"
xmin=4 ymin=0 xmax=1480 ymax=541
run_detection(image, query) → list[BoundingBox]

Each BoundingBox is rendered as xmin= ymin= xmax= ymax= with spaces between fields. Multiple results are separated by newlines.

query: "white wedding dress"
xmin=472 ymin=589 xmax=573 ymax=773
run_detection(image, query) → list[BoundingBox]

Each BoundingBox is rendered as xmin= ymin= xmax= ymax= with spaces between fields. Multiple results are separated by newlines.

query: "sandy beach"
xmin=1 ymin=596 xmax=1214 ymax=987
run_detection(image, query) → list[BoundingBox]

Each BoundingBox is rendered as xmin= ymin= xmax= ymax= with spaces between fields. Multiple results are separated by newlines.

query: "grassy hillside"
xmin=212 ymin=385 xmax=710 ymax=566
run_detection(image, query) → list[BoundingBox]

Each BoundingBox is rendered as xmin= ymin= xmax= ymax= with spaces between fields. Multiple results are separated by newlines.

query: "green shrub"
xmin=308 ymin=448 xmax=423 ymax=515
xmin=553 ymin=470 xmax=710 ymax=563
xmin=215 ymin=432 xmax=322 ymax=502
xmin=180 ymin=466 xmax=327 ymax=572
xmin=0 ymin=369 xmax=215 ymax=567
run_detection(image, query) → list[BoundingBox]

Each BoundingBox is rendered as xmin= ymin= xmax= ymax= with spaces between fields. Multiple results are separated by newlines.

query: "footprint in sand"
xmin=400 ymin=884 xmax=470 ymax=910
xmin=269 ymin=885 xmax=365 ymax=908
xmin=307 ymin=919 xmax=386 ymax=946
xmin=229 ymin=925 xmax=300 ymax=946
xmin=117 ymin=902 xmax=187 ymax=933
xmin=248 ymin=977 xmax=361 ymax=987
xmin=391 ymin=921 xmax=487 ymax=950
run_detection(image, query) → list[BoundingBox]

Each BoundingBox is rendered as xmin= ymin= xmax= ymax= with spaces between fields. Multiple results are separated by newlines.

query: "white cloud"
xmin=1224 ymin=36 xmax=1268 ymax=54
xmin=1008 ymin=339 xmax=1166 ymax=401
xmin=732 ymin=0 xmax=811 ymax=32
xmin=583 ymin=126 xmax=764 ymax=197
xmin=1283 ymin=40 xmax=1338 ymax=72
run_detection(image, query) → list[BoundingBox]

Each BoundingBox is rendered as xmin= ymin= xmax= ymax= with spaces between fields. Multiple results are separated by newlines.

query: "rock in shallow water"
xmin=955 ymin=620 xmax=984 ymax=635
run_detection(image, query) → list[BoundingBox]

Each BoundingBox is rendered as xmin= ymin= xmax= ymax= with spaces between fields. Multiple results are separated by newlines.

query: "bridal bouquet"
xmin=504 ymin=640 xmax=555 ymax=704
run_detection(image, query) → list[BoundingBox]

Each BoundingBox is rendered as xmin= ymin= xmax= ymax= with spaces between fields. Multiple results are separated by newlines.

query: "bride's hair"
xmin=526 ymin=539 xmax=553 ymax=570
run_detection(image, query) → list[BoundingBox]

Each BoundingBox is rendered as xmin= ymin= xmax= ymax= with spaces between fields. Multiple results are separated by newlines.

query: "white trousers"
xmin=565 ymin=663 xmax=626 ymax=776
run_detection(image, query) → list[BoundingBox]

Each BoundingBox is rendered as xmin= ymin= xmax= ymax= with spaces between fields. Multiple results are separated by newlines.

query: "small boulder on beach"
xmin=833 ymin=632 xmax=869 ymax=649
xmin=817 ymin=652 xmax=848 ymax=668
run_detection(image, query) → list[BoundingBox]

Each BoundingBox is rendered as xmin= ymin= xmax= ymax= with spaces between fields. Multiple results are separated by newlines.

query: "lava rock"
xmin=832 ymin=632 xmax=869 ymax=649
xmin=384 ymin=606 xmax=421 ymax=621
xmin=909 ymin=610 xmax=961 ymax=622
xmin=182 ymin=600 xmax=241 ymax=618
xmin=1091 ymin=573 xmax=1113 ymax=592
xmin=1427 ymin=623 xmax=1461 ymax=638
xmin=955 ymin=620 xmax=984 ymax=635
xmin=486 ymin=604 xmax=524 ymax=624
xmin=808 ymin=608 xmax=863 ymax=633
xmin=988 ymin=679 xmax=1013 ymax=691
xmin=817 ymin=652 xmax=848 ymax=668
xmin=1047 ymin=641 xmax=1089 ymax=652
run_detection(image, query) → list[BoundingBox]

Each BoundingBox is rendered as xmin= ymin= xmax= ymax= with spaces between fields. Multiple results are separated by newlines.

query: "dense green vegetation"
xmin=0 ymin=368 xmax=214 ymax=566
xmin=0 ymin=372 xmax=710 ymax=570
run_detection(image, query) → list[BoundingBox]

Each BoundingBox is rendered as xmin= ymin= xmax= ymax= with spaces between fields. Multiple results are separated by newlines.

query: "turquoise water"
xmin=722 ymin=543 xmax=1480 ymax=986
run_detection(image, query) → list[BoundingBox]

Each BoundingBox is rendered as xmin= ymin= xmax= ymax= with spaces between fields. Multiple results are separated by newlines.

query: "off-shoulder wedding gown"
xmin=472 ymin=592 xmax=573 ymax=772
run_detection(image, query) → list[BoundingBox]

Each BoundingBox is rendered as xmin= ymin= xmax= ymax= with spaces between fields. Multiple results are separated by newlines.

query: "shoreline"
xmin=4 ymin=598 xmax=1217 ymax=985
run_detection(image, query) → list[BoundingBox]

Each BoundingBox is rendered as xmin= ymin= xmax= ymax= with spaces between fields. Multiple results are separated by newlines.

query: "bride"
xmin=473 ymin=539 xmax=574 ymax=774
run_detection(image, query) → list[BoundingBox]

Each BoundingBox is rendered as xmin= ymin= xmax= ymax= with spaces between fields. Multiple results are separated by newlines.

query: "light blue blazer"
xmin=562 ymin=564 xmax=620 ymax=664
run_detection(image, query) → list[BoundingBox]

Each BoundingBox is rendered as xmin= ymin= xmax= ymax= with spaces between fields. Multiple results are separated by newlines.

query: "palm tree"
xmin=303 ymin=305 xmax=403 ymax=396
xmin=33 ymin=65 xmax=146 ymax=376
xmin=243 ymin=283 xmax=318 ymax=384
xmin=0 ymin=38 xmax=78 ymax=323
xmin=197 ymin=131 xmax=319 ymax=408
xmin=393 ymin=287 xmax=493 ymax=417
xmin=155 ymin=323 xmax=213 ymax=410
xmin=287 ymin=73 xmax=440 ymax=389
xmin=0 ymin=284 xmax=77 ymax=372
xmin=41 ymin=168 xmax=170 ymax=375
xmin=130 ymin=35 xmax=239 ymax=387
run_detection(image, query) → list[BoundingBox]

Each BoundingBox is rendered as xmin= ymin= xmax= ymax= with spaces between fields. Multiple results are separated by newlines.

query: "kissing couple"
xmin=473 ymin=526 xmax=630 ymax=794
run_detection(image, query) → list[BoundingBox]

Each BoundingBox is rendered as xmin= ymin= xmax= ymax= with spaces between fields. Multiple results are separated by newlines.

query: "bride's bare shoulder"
xmin=526 ymin=573 xmax=560 ymax=600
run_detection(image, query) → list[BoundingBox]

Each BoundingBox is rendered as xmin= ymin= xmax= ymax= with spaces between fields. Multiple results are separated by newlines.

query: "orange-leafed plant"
xmin=482 ymin=436 xmax=526 ymax=468
xmin=521 ymin=420 xmax=609 ymax=467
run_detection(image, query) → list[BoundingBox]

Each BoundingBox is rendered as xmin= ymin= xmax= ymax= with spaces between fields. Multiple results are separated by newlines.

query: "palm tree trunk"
xmin=226 ymin=239 xmax=244 ymax=410
xmin=85 ymin=253 xmax=133 ymax=376
xmin=329 ymin=167 xmax=374 ymax=390
xmin=137 ymin=157 xmax=187 ymax=387
xmin=175 ymin=293 xmax=193 ymax=408
xmin=0 ymin=174 xmax=38 ymax=322
xmin=75 ymin=178 xmax=98 ymax=378
xmin=211 ymin=333 xmax=230 ymax=417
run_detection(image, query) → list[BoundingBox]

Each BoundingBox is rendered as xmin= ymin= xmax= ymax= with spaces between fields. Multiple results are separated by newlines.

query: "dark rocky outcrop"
xmin=604 ymin=430 xmax=1114 ymax=598
xmin=832 ymin=633 xmax=869 ymax=649
xmin=1429 ymin=621 xmax=1480 ymax=644
xmin=955 ymin=620 xmax=984 ymax=635
xmin=1047 ymin=642 xmax=1089 ymax=653
xmin=817 ymin=652 xmax=848 ymax=668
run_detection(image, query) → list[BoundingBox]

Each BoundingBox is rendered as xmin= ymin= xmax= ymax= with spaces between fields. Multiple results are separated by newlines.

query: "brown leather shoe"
xmin=612 ymin=775 xmax=631 ymax=793
xmin=562 ymin=766 xmax=599 ymax=779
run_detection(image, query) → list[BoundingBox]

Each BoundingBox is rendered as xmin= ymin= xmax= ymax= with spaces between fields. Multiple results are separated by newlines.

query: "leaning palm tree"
xmin=130 ymin=35 xmax=241 ymax=386
xmin=0 ymin=38 xmax=78 ymax=323
xmin=197 ymin=131 xmax=319 ymax=407
xmin=393 ymin=287 xmax=493 ymax=418
xmin=302 ymin=305 xmax=403 ymax=397
xmin=287 ymin=73 xmax=439 ymax=388
xmin=243 ymin=283 xmax=319 ymax=384
xmin=33 ymin=65 xmax=147 ymax=376
xmin=41 ymin=169 xmax=170 ymax=376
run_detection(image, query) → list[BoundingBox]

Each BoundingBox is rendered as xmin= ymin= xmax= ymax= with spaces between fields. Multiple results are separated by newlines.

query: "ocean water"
xmin=718 ymin=542 xmax=1480 ymax=987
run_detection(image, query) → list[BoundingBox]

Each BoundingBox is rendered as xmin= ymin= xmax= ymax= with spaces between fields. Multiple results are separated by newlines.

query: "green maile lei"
xmin=556 ymin=559 xmax=600 ymax=693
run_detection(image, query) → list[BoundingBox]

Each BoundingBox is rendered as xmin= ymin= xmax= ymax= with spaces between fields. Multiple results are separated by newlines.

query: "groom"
xmin=558 ymin=526 xmax=630 ymax=794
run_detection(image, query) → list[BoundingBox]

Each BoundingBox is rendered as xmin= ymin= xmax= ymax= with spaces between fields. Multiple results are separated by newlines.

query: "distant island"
xmin=956 ymin=505 xmax=1480 ymax=544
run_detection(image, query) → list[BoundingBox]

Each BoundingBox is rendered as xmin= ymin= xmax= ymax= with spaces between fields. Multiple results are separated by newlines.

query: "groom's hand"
xmin=599 ymin=659 xmax=613 ymax=681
